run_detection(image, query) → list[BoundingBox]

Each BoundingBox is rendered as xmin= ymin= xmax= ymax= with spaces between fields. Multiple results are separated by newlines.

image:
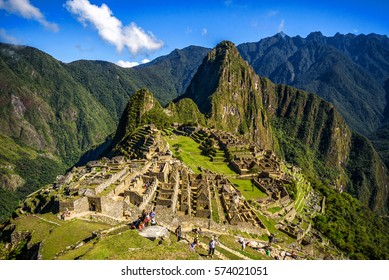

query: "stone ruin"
xmin=55 ymin=125 xmax=306 ymax=239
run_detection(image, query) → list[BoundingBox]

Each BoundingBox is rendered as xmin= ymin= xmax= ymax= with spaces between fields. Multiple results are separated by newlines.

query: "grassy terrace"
xmin=41 ymin=219 xmax=110 ymax=259
xmin=229 ymin=178 xmax=267 ymax=201
xmin=165 ymin=135 xmax=235 ymax=175
xmin=67 ymin=230 xmax=200 ymax=260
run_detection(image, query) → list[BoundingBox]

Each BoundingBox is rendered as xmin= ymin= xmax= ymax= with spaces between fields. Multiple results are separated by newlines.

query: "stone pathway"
xmin=217 ymin=241 xmax=251 ymax=260
xmin=32 ymin=214 xmax=61 ymax=226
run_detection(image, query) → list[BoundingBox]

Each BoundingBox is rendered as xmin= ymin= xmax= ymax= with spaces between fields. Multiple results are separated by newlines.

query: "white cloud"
xmin=116 ymin=58 xmax=150 ymax=68
xmin=201 ymin=28 xmax=208 ymax=36
xmin=278 ymin=19 xmax=285 ymax=33
xmin=65 ymin=0 xmax=164 ymax=55
xmin=116 ymin=60 xmax=139 ymax=68
xmin=0 ymin=0 xmax=59 ymax=32
xmin=0 ymin=28 xmax=19 ymax=44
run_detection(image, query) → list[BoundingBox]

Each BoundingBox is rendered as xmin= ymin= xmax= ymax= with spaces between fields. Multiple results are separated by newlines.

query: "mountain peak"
xmin=306 ymin=31 xmax=325 ymax=41
xmin=215 ymin=40 xmax=236 ymax=49
xmin=277 ymin=31 xmax=288 ymax=38
xmin=112 ymin=88 xmax=161 ymax=145
xmin=182 ymin=40 xmax=273 ymax=148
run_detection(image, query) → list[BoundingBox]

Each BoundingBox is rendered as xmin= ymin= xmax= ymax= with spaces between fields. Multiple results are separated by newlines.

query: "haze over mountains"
xmin=1 ymin=32 xmax=389 ymax=223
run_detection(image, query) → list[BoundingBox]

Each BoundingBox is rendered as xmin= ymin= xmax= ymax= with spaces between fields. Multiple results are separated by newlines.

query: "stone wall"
xmin=73 ymin=197 xmax=89 ymax=213
xmin=58 ymin=201 xmax=75 ymax=212
xmin=253 ymin=179 xmax=269 ymax=195
xmin=113 ymin=172 xmax=137 ymax=195
xmin=101 ymin=197 xmax=123 ymax=219
xmin=139 ymin=178 xmax=158 ymax=210
xmin=125 ymin=190 xmax=143 ymax=206
xmin=95 ymin=167 xmax=128 ymax=194
xmin=87 ymin=197 xmax=102 ymax=212
xmin=196 ymin=209 xmax=211 ymax=218
xmin=156 ymin=210 xmax=266 ymax=237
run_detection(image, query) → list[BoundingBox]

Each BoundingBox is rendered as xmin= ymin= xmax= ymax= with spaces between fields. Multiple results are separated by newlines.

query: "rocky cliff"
xmin=182 ymin=41 xmax=389 ymax=213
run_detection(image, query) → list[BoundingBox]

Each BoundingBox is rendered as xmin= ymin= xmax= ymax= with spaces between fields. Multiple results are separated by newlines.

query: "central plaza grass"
xmin=165 ymin=135 xmax=236 ymax=175
xmin=229 ymin=178 xmax=267 ymax=201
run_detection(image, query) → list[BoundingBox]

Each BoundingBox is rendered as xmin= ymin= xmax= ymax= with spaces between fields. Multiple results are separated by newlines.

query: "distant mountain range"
xmin=1 ymin=32 xmax=389 ymax=222
xmin=238 ymin=32 xmax=389 ymax=136
xmin=3 ymin=41 xmax=388 ymax=260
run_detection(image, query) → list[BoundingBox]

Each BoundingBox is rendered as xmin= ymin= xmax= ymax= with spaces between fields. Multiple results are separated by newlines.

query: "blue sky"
xmin=1 ymin=0 xmax=388 ymax=67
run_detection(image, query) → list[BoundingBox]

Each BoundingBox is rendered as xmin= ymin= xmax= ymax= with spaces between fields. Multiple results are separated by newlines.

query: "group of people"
xmin=280 ymin=250 xmax=297 ymax=260
xmin=237 ymin=235 xmax=299 ymax=260
xmin=130 ymin=209 xmax=157 ymax=231
xmin=60 ymin=208 xmax=70 ymax=220
xmin=175 ymin=225 xmax=217 ymax=258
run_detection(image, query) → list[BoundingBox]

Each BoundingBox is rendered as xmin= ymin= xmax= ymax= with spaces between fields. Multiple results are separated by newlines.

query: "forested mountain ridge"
xmin=182 ymin=41 xmax=389 ymax=214
xmin=1 ymin=40 xmax=389 ymax=260
xmin=238 ymin=32 xmax=389 ymax=136
xmin=0 ymin=42 xmax=208 ymax=222
xmin=1 ymin=32 xmax=389 ymax=223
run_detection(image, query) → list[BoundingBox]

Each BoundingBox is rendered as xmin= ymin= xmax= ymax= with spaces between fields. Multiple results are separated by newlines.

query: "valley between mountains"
xmin=1 ymin=34 xmax=389 ymax=260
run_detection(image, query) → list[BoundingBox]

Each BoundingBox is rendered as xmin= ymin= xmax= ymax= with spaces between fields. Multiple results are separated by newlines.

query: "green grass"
xmin=254 ymin=211 xmax=276 ymax=232
xmin=80 ymin=230 xmax=199 ymax=260
xmin=216 ymin=246 xmax=243 ymax=260
xmin=57 ymin=242 xmax=95 ymax=260
xmin=13 ymin=214 xmax=59 ymax=245
xmin=40 ymin=219 xmax=110 ymax=259
xmin=267 ymin=206 xmax=282 ymax=214
xmin=229 ymin=179 xmax=267 ymax=200
xmin=211 ymin=198 xmax=220 ymax=223
xmin=218 ymin=235 xmax=271 ymax=260
xmin=166 ymin=135 xmax=236 ymax=175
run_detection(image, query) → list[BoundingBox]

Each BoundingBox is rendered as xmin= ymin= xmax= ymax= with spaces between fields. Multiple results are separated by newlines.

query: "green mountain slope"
xmin=184 ymin=41 xmax=389 ymax=214
xmin=180 ymin=41 xmax=273 ymax=149
xmin=66 ymin=45 xmax=210 ymax=121
xmin=238 ymin=32 xmax=389 ymax=136
xmin=0 ymin=43 xmax=208 ymax=222
xmin=1 ymin=87 xmax=388 ymax=260
xmin=0 ymin=43 xmax=117 ymax=221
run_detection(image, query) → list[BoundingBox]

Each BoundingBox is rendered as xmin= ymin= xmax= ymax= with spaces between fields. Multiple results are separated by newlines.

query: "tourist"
xmin=239 ymin=237 xmax=245 ymax=251
xmin=266 ymin=248 xmax=271 ymax=257
xmin=208 ymin=238 xmax=216 ymax=258
xmin=141 ymin=210 xmax=147 ymax=222
xmin=280 ymin=250 xmax=286 ymax=260
xmin=269 ymin=233 xmax=275 ymax=243
xmin=138 ymin=222 xmax=144 ymax=232
xmin=144 ymin=213 xmax=150 ymax=226
xmin=285 ymin=251 xmax=292 ymax=259
xmin=291 ymin=250 xmax=297 ymax=259
xmin=190 ymin=237 xmax=198 ymax=250
xmin=175 ymin=225 xmax=182 ymax=241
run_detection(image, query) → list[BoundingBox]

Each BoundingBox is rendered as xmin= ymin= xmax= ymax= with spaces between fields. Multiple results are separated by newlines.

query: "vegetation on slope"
xmin=0 ymin=43 xmax=208 ymax=223
xmin=238 ymin=32 xmax=389 ymax=136
xmin=313 ymin=181 xmax=389 ymax=259
xmin=0 ymin=134 xmax=66 ymax=223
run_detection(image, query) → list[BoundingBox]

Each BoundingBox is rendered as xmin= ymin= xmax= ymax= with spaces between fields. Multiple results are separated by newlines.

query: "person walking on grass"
xmin=208 ymin=237 xmax=216 ymax=258
xmin=175 ymin=225 xmax=182 ymax=242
